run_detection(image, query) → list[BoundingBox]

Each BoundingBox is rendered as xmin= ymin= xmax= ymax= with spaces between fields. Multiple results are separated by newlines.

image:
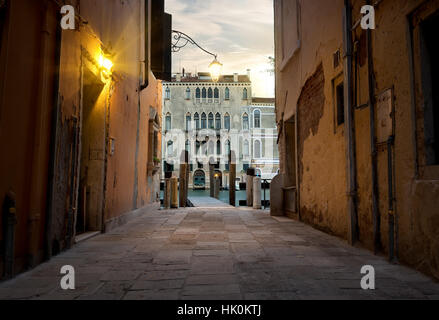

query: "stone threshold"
xmin=75 ymin=231 xmax=101 ymax=244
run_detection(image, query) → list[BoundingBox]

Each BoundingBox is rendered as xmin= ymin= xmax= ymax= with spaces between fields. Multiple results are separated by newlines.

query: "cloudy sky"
xmin=165 ymin=0 xmax=275 ymax=97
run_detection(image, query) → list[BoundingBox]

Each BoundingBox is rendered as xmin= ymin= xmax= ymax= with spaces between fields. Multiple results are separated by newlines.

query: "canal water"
xmin=161 ymin=189 xmax=271 ymax=207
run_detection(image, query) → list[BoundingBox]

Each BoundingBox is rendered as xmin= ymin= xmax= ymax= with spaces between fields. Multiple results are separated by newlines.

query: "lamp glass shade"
xmin=209 ymin=58 xmax=223 ymax=83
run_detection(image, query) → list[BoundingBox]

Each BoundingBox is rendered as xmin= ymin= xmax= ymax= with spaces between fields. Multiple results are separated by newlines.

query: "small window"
xmin=165 ymin=87 xmax=171 ymax=100
xmin=196 ymin=87 xmax=201 ymax=99
xmin=254 ymin=110 xmax=261 ymax=128
xmin=225 ymin=87 xmax=230 ymax=100
xmin=224 ymin=113 xmax=231 ymax=130
xmin=215 ymin=113 xmax=221 ymax=129
xmin=243 ymin=113 xmax=249 ymax=130
xmin=165 ymin=113 xmax=172 ymax=131
xmin=186 ymin=87 xmax=191 ymax=100
xmin=243 ymin=88 xmax=248 ymax=100
xmin=214 ymin=87 xmax=219 ymax=102
xmin=202 ymin=87 xmax=207 ymax=99
xmin=336 ymin=83 xmax=345 ymax=126
xmin=201 ymin=113 xmax=207 ymax=129
xmin=208 ymin=113 xmax=214 ymax=129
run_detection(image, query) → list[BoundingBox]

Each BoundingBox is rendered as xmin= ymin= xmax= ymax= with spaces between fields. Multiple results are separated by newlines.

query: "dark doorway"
xmin=193 ymin=170 xmax=206 ymax=189
xmin=77 ymin=68 xmax=105 ymax=235
xmin=420 ymin=12 xmax=439 ymax=165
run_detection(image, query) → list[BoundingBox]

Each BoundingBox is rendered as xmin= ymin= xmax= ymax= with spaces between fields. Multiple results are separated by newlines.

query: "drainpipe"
xmin=366 ymin=0 xmax=382 ymax=254
xmin=45 ymin=6 xmax=62 ymax=260
xmin=387 ymin=135 xmax=395 ymax=261
xmin=343 ymin=0 xmax=359 ymax=245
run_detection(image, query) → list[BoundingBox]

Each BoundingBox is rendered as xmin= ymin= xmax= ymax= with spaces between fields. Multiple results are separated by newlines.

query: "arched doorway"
xmin=193 ymin=170 xmax=206 ymax=190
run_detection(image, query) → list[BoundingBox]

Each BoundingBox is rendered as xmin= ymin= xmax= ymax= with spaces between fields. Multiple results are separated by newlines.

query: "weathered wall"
xmin=275 ymin=0 xmax=439 ymax=279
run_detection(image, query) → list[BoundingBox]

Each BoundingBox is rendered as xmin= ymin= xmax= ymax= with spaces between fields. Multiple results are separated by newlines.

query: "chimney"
xmin=233 ymin=73 xmax=238 ymax=83
xmin=247 ymin=69 xmax=251 ymax=81
xmin=176 ymin=73 xmax=182 ymax=82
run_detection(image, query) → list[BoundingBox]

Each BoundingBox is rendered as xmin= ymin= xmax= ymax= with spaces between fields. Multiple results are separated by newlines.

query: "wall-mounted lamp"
xmin=99 ymin=54 xmax=113 ymax=79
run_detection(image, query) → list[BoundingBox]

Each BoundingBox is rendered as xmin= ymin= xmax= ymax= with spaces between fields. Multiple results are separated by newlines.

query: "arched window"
xmin=165 ymin=87 xmax=171 ymax=100
xmin=243 ymin=88 xmax=248 ymax=100
xmin=215 ymin=113 xmax=221 ymax=129
xmin=224 ymin=113 xmax=230 ymax=130
xmin=208 ymin=113 xmax=214 ymax=129
xmin=244 ymin=140 xmax=249 ymax=156
xmin=214 ymin=88 xmax=219 ymax=102
xmin=165 ymin=113 xmax=172 ymax=131
xmin=194 ymin=113 xmax=200 ymax=130
xmin=201 ymin=113 xmax=207 ymax=129
xmin=196 ymin=87 xmax=201 ymax=99
xmin=186 ymin=87 xmax=191 ymax=100
xmin=254 ymin=110 xmax=261 ymax=128
xmin=202 ymin=87 xmax=207 ymax=99
xmin=185 ymin=140 xmax=191 ymax=153
xmin=217 ymin=140 xmax=221 ymax=155
xmin=225 ymin=140 xmax=231 ymax=156
xmin=225 ymin=87 xmax=230 ymax=100
xmin=167 ymin=141 xmax=174 ymax=157
xmin=254 ymin=140 xmax=261 ymax=159
xmin=255 ymin=168 xmax=262 ymax=177
xmin=208 ymin=88 xmax=213 ymax=103
xmin=242 ymin=113 xmax=249 ymax=130
xmin=186 ymin=113 xmax=191 ymax=131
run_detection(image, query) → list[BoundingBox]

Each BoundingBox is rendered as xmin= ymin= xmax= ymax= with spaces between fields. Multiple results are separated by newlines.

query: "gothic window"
xmin=215 ymin=113 xmax=221 ymax=129
xmin=225 ymin=140 xmax=231 ymax=156
xmin=186 ymin=87 xmax=191 ymax=100
xmin=244 ymin=140 xmax=249 ymax=156
xmin=224 ymin=113 xmax=231 ymax=130
xmin=196 ymin=87 xmax=201 ymax=99
xmin=202 ymin=87 xmax=207 ymax=99
xmin=194 ymin=113 xmax=200 ymax=130
xmin=201 ymin=113 xmax=207 ymax=129
xmin=165 ymin=87 xmax=171 ymax=100
xmin=242 ymin=113 xmax=249 ymax=130
xmin=217 ymin=140 xmax=221 ymax=155
xmin=243 ymin=88 xmax=248 ymax=100
xmin=208 ymin=87 xmax=213 ymax=103
xmin=254 ymin=110 xmax=261 ymax=128
xmin=186 ymin=113 xmax=191 ymax=131
xmin=208 ymin=113 xmax=214 ymax=129
xmin=214 ymin=87 xmax=219 ymax=102
xmin=165 ymin=113 xmax=172 ymax=131
xmin=254 ymin=140 xmax=261 ymax=159
xmin=225 ymin=87 xmax=230 ymax=100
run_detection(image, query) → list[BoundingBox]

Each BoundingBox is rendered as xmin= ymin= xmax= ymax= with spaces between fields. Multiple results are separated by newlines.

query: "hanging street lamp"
xmin=171 ymin=30 xmax=223 ymax=82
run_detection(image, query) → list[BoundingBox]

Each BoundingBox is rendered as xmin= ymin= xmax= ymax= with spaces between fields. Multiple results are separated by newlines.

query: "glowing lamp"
xmin=209 ymin=58 xmax=223 ymax=83
xmin=99 ymin=55 xmax=113 ymax=76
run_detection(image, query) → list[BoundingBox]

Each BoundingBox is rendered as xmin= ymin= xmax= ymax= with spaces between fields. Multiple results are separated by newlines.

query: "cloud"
xmin=165 ymin=0 xmax=274 ymax=97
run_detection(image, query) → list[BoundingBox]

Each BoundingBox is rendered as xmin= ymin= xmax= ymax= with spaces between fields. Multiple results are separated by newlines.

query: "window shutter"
xmin=151 ymin=0 xmax=172 ymax=81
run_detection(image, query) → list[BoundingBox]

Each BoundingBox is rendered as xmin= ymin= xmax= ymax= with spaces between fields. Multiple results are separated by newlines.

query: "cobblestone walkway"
xmin=1 ymin=206 xmax=438 ymax=300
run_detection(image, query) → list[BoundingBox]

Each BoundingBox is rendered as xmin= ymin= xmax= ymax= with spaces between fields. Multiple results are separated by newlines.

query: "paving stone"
xmin=1 ymin=205 xmax=438 ymax=300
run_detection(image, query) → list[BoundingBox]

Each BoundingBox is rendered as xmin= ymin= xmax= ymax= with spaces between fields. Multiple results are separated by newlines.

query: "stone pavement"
xmin=0 ymin=206 xmax=438 ymax=300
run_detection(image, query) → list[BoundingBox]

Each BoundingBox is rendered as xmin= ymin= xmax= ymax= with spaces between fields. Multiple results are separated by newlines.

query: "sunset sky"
xmin=165 ymin=0 xmax=275 ymax=98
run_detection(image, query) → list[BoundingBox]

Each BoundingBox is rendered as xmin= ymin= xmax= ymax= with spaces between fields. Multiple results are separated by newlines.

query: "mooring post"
xmin=246 ymin=168 xmax=255 ymax=207
xmin=253 ymin=176 xmax=262 ymax=209
xmin=229 ymin=151 xmax=236 ymax=207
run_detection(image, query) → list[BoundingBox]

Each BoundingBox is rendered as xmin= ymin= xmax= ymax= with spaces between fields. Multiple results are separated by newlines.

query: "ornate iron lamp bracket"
xmin=172 ymin=30 xmax=217 ymax=59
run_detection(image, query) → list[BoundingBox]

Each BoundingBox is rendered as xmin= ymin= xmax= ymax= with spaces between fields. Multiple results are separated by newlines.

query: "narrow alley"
xmin=1 ymin=205 xmax=438 ymax=300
